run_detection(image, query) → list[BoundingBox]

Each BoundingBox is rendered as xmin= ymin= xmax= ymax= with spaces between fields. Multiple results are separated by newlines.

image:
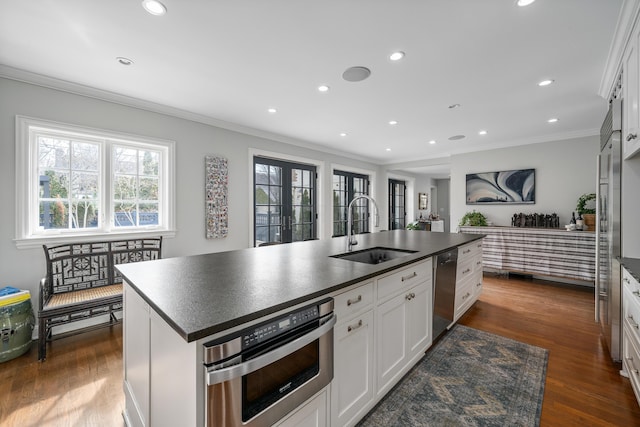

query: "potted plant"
xmin=576 ymin=193 xmax=596 ymax=231
xmin=406 ymin=221 xmax=421 ymax=230
xmin=458 ymin=211 xmax=488 ymax=227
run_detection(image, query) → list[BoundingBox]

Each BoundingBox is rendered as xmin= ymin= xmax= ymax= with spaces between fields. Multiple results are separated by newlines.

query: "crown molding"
xmin=0 ymin=64 xmax=381 ymax=165
xmin=599 ymin=0 xmax=640 ymax=99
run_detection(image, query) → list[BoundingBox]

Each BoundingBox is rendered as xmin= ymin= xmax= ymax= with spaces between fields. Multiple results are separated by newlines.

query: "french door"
xmin=254 ymin=157 xmax=317 ymax=246
xmin=332 ymin=170 xmax=370 ymax=237
xmin=389 ymin=179 xmax=406 ymax=230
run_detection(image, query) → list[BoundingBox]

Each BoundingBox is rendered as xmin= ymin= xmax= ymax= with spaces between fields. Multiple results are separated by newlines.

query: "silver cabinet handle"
xmin=626 ymin=133 xmax=638 ymax=142
xmin=476 ymin=282 xmax=482 ymax=287
xmin=401 ymin=272 xmax=417 ymax=282
xmin=405 ymin=292 xmax=416 ymax=301
xmin=462 ymin=292 xmax=471 ymax=300
xmin=206 ymin=314 xmax=336 ymax=385
xmin=633 ymin=290 xmax=640 ymax=298
xmin=463 ymin=249 xmax=471 ymax=254
xmin=347 ymin=295 xmax=362 ymax=306
xmin=627 ymin=357 xmax=639 ymax=375
xmin=463 ymin=268 xmax=471 ymax=274
xmin=624 ymin=277 xmax=630 ymax=284
xmin=629 ymin=315 xmax=639 ymax=329
xmin=347 ymin=319 xmax=363 ymax=332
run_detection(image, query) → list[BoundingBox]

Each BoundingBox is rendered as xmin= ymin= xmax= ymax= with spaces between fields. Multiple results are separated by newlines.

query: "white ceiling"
xmin=0 ymin=0 xmax=624 ymax=169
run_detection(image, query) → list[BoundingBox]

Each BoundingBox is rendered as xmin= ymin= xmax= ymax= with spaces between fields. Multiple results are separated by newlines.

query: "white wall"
xmin=450 ymin=135 xmax=600 ymax=230
xmin=0 ymin=77 xmax=382 ymax=308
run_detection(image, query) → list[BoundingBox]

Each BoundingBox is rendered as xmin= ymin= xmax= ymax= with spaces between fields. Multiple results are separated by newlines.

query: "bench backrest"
xmin=43 ymin=237 xmax=162 ymax=294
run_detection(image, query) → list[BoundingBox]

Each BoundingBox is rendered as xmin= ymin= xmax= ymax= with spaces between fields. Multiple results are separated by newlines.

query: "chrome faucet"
xmin=346 ymin=195 xmax=380 ymax=252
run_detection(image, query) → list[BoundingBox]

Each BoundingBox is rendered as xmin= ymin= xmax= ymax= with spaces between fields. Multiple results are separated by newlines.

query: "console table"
xmin=459 ymin=226 xmax=595 ymax=283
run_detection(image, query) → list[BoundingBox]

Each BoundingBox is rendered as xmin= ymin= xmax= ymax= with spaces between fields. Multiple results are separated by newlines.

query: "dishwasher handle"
xmin=206 ymin=313 xmax=336 ymax=386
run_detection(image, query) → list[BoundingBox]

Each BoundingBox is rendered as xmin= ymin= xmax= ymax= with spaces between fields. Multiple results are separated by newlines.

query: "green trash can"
xmin=1 ymin=296 xmax=35 ymax=363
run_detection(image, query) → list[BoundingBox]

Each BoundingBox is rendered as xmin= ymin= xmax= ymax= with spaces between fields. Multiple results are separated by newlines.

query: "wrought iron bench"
xmin=38 ymin=237 xmax=162 ymax=361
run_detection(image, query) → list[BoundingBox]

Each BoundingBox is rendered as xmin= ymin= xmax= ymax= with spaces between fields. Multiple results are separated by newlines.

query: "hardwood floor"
xmin=459 ymin=273 xmax=640 ymax=426
xmin=1 ymin=273 xmax=639 ymax=426
xmin=0 ymin=324 xmax=124 ymax=427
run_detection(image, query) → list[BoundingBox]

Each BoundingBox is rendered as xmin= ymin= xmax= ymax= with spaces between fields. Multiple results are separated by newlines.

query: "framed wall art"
xmin=205 ymin=156 xmax=228 ymax=238
xmin=466 ymin=168 xmax=535 ymax=205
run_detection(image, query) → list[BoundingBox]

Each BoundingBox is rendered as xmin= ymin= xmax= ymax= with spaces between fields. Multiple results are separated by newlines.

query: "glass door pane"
xmin=254 ymin=157 xmax=316 ymax=246
xmin=255 ymin=162 xmax=283 ymax=245
xmin=389 ymin=179 xmax=406 ymax=230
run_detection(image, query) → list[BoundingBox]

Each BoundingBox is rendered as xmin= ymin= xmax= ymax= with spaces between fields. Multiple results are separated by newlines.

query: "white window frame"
xmin=15 ymin=116 xmax=176 ymax=249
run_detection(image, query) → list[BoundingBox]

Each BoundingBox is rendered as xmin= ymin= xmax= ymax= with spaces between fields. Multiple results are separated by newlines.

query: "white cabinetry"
xmin=375 ymin=260 xmax=432 ymax=398
xmin=330 ymin=257 xmax=434 ymax=427
xmin=622 ymin=267 xmax=640 ymax=406
xmin=454 ymin=241 xmax=483 ymax=322
xmin=624 ymin=21 xmax=640 ymax=159
xmin=331 ymin=282 xmax=375 ymax=427
xmin=275 ymin=390 xmax=328 ymax=427
xmin=624 ymin=24 xmax=640 ymax=159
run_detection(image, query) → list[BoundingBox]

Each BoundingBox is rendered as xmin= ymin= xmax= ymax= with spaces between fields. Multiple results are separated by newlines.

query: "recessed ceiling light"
xmin=548 ymin=118 xmax=559 ymax=123
xmin=389 ymin=51 xmax=405 ymax=61
xmin=448 ymin=135 xmax=466 ymax=141
xmin=538 ymin=79 xmax=554 ymax=86
xmin=318 ymin=85 xmax=330 ymax=92
xmin=340 ymin=132 xmax=347 ymax=137
xmin=141 ymin=0 xmax=167 ymax=15
xmin=429 ymin=140 xmax=436 ymax=145
xmin=116 ymin=57 xmax=134 ymax=66
xmin=516 ymin=0 xmax=535 ymax=6
xmin=389 ymin=120 xmax=398 ymax=125
xmin=342 ymin=66 xmax=371 ymax=82
xmin=267 ymin=108 xmax=277 ymax=114
xmin=479 ymin=130 xmax=488 ymax=135
xmin=385 ymin=148 xmax=392 ymax=152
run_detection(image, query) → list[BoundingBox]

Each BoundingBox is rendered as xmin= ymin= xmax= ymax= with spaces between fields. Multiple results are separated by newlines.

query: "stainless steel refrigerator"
xmin=596 ymin=98 xmax=622 ymax=362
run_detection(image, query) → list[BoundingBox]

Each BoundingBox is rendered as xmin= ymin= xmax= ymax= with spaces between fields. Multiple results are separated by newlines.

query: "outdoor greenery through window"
xmin=17 ymin=116 xmax=173 ymax=243
xmin=254 ymin=157 xmax=316 ymax=246
xmin=333 ymin=170 xmax=370 ymax=237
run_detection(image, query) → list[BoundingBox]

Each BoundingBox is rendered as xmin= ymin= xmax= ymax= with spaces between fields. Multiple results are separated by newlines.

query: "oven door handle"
xmin=206 ymin=313 xmax=336 ymax=386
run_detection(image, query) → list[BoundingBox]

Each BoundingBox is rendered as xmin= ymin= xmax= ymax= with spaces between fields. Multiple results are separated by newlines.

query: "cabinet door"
xmin=332 ymin=310 xmax=374 ymax=427
xmin=406 ymin=281 xmax=431 ymax=360
xmin=276 ymin=389 xmax=327 ymax=427
xmin=624 ymin=27 xmax=640 ymax=157
xmin=375 ymin=292 xmax=407 ymax=397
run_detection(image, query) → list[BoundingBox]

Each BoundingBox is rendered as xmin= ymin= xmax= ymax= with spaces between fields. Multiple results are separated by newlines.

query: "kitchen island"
xmin=117 ymin=230 xmax=483 ymax=427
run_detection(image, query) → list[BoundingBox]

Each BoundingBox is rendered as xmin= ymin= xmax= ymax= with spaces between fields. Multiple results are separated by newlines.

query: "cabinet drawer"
xmin=458 ymin=242 xmax=476 ymax=260
xmin=334 ymin=282 xmax=374 ymax=322
xmin=377 ymin=258 xmax=432 ymax=303
xmin=623 ymin=268 xmax=640 ymax=295
xmin=624 ymin=285 xmax=640 ymax=343
xmin=456 ymin=258 xmax=474 ymax=281
xmin=458 ymin=240 xmax=482 ymax=260
xmin=455 ymin=278 xmax=474 ymax=317
xmin=623 ymin=327 xmax=640 ymax=406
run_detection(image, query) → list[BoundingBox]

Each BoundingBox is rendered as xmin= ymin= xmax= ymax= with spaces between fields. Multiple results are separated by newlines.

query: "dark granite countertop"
xmin=117 ymin=230 xmax=483 ymax=342
xmin=621 ymin=257 xmax=640 ymax=282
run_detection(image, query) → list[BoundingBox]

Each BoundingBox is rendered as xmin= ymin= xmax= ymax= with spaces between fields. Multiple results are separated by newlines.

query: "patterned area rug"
xmin=357 ymin=325 xmax=548 ymax=427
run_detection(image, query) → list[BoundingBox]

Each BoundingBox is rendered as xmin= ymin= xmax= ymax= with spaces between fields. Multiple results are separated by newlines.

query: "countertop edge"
xmin=122 ymin=233 xmax=484 ymax=342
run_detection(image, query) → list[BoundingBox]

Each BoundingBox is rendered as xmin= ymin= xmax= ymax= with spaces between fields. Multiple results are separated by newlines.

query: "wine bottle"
xmin=570 ymin=212 xmax=576 ymax=224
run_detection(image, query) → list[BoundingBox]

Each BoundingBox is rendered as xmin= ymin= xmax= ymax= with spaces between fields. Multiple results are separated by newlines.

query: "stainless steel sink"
xmin=330 ymin=247 xmax=418 ymax=265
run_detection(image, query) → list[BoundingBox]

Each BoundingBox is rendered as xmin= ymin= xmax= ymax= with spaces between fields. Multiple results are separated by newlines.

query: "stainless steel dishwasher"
xmin=433 ymin=249 xmax=458 ymax=341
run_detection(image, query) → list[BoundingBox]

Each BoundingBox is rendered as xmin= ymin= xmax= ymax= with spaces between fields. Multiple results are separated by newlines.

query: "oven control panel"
xmin=243 ymin=305 xmax=319 ymax=348
xmin=203 ymin=297 xmax=333 ymax=365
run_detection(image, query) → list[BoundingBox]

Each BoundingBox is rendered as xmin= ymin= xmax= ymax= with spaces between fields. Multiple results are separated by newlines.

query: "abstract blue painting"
xmin=466 ymin=169 xmax=535 ymax=204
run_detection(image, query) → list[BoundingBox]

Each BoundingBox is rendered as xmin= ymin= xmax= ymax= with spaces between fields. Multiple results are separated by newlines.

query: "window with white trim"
xmin=16 ymin=116 xmax=175 ymax=246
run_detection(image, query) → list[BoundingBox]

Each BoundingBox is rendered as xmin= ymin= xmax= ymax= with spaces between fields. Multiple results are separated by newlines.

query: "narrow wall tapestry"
xmin=205 ymin=156 xmax=228 ymax=238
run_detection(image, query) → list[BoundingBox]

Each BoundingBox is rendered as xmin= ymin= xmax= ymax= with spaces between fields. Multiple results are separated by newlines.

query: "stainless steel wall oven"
xmin=203 ymin=298 xmax=335 ymax=426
